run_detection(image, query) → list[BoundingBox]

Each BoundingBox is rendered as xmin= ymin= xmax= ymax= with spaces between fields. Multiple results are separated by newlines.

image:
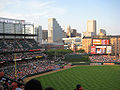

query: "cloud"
xmin=0 ymin=0 xmax=11 ymax=10
xmin=0 ymin=0 xmax=66 ymax=28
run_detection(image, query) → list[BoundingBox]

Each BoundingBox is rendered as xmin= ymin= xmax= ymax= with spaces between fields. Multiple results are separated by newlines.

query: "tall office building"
xmin=83 ymin=20 xmax=96 ymax=37
xmin=48 ymin=18 xmax=63 ymax=43
xmin=42 ymin=30 xmax=48 ymax=41
xmin=71 ymin=29 xmax=77 ymax=37
xmin=35 ymin=26 xmax=42 ymax=45
xmin=87 ymin=20 xmax=96 ymax=35
xmin=62 ymin=30 xmax=67 ymax=38
xmin=66 ymin=25 xmax=71 ymax=37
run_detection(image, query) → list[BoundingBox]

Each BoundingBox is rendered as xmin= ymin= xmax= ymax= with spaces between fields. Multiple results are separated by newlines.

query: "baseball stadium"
xmin=0 ymin=18 xmax=120 ymax=90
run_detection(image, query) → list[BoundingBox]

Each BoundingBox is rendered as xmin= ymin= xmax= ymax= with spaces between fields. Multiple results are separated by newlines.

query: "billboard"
xmin=102 ymin=40 xmax=109 ymax=45
xmin=91 ymin=46 xmax=111 ymax=54
xmin=90 ymin=63 xmax=102 ymax=65
xmin=96 ymin=46 xmax=106 ymax=54
xmin=93 ymin=39 xmax=102 ymax=45
xmin=91 ymin=46 xmax=96 ymax=54
xmin=106 ymin=46 xmax=112 ymax=54
xmin=93 ymin=39 xmax=109 ymax=45
xmin=103 ymin=63 xmax=115 ymax=65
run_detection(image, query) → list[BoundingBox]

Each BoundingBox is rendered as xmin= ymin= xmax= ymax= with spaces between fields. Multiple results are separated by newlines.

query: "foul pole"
xmin=14 ymin=53 xmax=17 ymax=80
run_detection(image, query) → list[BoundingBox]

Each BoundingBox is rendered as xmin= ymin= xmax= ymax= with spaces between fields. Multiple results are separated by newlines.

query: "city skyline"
xmin=0 ymin=0 xmax=119 ymax=35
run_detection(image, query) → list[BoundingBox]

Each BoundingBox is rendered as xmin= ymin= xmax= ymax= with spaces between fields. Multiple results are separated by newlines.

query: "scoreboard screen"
xmin=106 ymin=46 xmax=112 ymax=54
xmin=93 ymin=39 xmax=109 ymax=45
xmin=91 ymin=46 xmax=96 ymax=54
xmin=91 ymin=46 xmax=111 ymax=54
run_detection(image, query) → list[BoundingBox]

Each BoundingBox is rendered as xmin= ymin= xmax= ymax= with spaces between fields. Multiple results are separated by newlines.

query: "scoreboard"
xmin=91 ymin=46 xmax=111 ymax=54
xmin=93 ymin=39 xmax=109 ymax=45
xmin=91 ymin=39 xmax=111 ymax=54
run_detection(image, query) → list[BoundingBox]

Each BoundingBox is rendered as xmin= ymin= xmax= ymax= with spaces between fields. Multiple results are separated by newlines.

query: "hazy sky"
xmin=0 ymin=0 xmax=119 ymax=35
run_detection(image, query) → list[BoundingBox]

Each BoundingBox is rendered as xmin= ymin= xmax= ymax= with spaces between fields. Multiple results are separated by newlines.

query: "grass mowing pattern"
xmin=36 ymin=66 xmax=120 ymax=90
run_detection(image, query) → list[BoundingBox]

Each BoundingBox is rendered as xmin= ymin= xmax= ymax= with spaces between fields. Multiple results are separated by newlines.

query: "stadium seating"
xmin=0 ymin=59 xmax=62 ymax=79
xmin=89 ymin=55 xmax=120 ymax=62
xmin=0 ymin=39 xmax=40 ymax=53
xmin=0 ymin=52 xmax=43 ymax=62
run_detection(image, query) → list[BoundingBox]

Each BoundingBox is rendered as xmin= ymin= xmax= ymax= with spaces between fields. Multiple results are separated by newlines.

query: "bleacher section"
xmin=0 ymin=59 xmax=62 ymax=79
xmin=0 ymin=38 xmax=67 ymax=80
xmin=0 ymin=39 xmax=40 ymax=53
xmin=0 ymin=52 xmax=43 ymax=62
xmin=89 ymin=55 xmax=120 ymax=62
xmin=0 ymin=39 xmax=42 ymax=63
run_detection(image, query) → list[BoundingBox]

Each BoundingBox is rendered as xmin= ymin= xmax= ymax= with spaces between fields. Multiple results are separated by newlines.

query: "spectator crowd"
xmin=0 ymin=39 xmax=40 ymax=53
xmin=89 ymin=55 xmax=120 ymax=62
xmin=0 ymin=38 xmax=73 ymax=90
xmin=0 ymin=38 xmax=43 ymax=63
xmin=0 ymin=76 xmax=83 ymax=90
xmin=0 ymin=58 xmax=63 ymax=79
xmin=0 ymin=52 xmax=44 ymax=62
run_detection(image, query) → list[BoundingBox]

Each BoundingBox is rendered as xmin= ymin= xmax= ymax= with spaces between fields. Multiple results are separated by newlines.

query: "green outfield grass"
xmin=36 ymin=65 xmax=120 ymax=90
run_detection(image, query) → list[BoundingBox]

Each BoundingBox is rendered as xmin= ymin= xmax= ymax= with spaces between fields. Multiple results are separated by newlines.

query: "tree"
xmin=76 ymin=49 xmax=85 ymax=53
xmin=44 ymin=49 xmax=73 ymax=60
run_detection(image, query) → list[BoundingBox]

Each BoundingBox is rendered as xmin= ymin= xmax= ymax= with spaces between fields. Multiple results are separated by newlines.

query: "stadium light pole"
xmin=14 ymin=53 xmax=17 ymax=80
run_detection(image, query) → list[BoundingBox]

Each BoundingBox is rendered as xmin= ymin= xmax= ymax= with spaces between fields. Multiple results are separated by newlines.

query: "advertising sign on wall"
xmin=91 ymin=46 xmax=110 ymax=54
xmin=93 ymin=39 xmax=109 ymax=45
xmin=96 ymin=46 xmax=106 ymax=54
xmin=103 ymin=63 xmax=114 ymax=65
xmin=93 ymin=39 xmax=101 ymax=45
xmin=106 ymin=46 xmax=112 ymax=54
xmin=102 ymin=40 xmax=109 ymax=45
xmin=91 ymin=46 xmax=96 ymax=54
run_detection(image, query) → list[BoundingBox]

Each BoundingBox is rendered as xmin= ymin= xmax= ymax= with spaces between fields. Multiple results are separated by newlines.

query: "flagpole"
xmin=14 ymin=53 xmax=17 ymax=80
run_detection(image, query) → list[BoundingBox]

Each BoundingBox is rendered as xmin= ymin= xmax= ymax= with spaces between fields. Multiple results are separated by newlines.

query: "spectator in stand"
xmin=0 ymin=72 xmax=4 ymax=90
xmin=0 ymin=82 xmax=4 ymax=90
xmin=11 ymin=81 xmax=18 ymax=90
xmin=15 ymin=83 xmax=23 ymax=90
xmin=89 ymin=55 xmax=118 ymax=63
xmin=15 ymin=78 xmax=24 ymax=90
xmin=3 ymin=79 xmax=9 ymax=90
xmin=0 ymin=39 xmax=40 ymax=53
xmin=74 ymin=84 xmax=83 ymax=90
xmin=0 ymin=58 xmax=63 ymax=79
xmin=25 ymin=79 xmax=43 ymax=90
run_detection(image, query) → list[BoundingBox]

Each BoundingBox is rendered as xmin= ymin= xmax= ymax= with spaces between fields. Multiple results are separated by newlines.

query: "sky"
xmin=0 ymin=0 xmax=120 ymax=35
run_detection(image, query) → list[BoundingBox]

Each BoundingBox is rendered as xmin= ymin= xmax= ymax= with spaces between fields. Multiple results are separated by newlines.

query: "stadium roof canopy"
xmin=0 ymin=33 xmax=37 ymax=36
